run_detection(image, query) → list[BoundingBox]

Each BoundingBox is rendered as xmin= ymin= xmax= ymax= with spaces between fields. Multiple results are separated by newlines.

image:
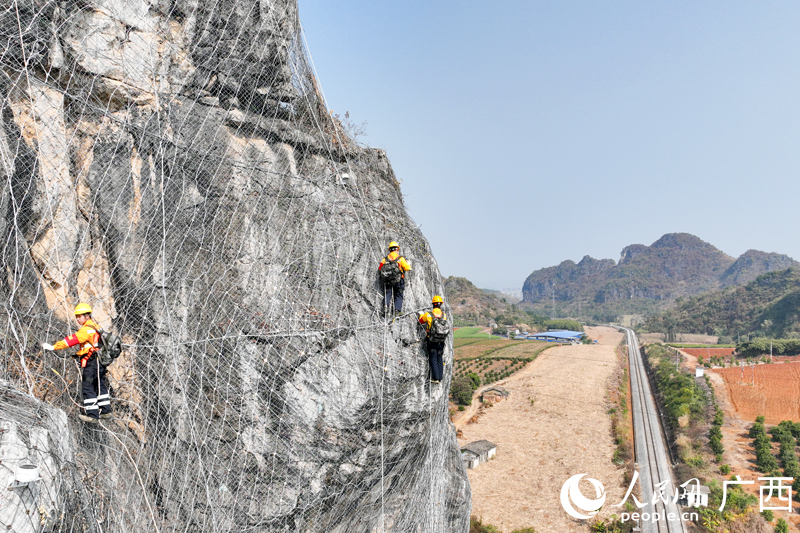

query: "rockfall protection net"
xmin=0 ymin=1 xmax=469 ymax=531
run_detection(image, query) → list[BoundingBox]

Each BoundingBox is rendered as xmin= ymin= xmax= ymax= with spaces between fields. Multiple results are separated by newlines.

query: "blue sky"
xmin=299 ymin=1 xmax=800 ymax=289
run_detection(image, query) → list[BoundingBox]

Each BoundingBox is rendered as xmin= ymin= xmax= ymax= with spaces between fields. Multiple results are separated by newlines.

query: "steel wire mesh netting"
xmin=0 ymin=1 xmax=470 ymax=531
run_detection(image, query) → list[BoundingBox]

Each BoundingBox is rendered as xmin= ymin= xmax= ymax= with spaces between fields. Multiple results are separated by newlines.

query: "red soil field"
xmin=713 ymin=362 xmax=800 ymax=424
xmin=682 ymin=348 xmax=734 ymax=357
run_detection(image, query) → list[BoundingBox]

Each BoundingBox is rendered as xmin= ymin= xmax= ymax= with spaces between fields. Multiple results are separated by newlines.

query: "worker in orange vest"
xmin=378 ymin=241 xmax=412 ymax=317
xmin=419 ymin=295 xmax=451 ymax=383
xmin=42 ymin=303 xmax=112 ymax=423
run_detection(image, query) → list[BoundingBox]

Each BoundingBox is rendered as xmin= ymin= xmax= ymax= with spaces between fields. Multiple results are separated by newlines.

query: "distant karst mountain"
xmin=720 ymin=249 xmax=800 ymax=287
xmin=522 ymin=233 xmax=800 ymax=320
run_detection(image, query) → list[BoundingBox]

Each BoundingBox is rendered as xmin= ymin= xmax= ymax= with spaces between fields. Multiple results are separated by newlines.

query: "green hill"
xmin=444 ymin=276 xmax=532 ymax=328
xmin=641 ymin=268 xmax=800 ymax=340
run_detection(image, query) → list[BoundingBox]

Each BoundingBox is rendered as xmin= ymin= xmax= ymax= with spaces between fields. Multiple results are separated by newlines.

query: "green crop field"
xmin=453 ymin=327 xmax=492 ymax=339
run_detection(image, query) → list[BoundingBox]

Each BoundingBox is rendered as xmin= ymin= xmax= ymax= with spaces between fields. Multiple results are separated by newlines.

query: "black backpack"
xmin=96 ymin=328 xmax=122 ymax=367
xmin=427 ymin=313 xmax=450 ymax=343
xmin=380 ymin=256 xmax=404 ymax=286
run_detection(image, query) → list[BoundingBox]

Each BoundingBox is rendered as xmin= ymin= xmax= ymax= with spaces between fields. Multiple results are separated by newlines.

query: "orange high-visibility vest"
xmin=53 ymin=319 xmax=101 ymax=368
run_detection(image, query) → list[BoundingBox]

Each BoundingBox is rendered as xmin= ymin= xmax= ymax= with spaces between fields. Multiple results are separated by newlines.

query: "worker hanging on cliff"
xmin=42 ymin=303 xmax=113 ymax=424
xmin=419 ymin=295 xmax=451 ymax=383
xmin=378 ymin=241 xmax=412 ymax=319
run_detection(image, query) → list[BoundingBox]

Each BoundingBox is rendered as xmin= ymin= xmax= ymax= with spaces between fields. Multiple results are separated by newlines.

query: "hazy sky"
xmin=299 ymin=1 xmax=800 ymax=290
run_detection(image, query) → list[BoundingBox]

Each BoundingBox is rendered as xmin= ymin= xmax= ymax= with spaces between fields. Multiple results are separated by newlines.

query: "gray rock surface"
xmin=0 ymin=1 xmax=470 ymax=531
xmin=0 ymin=382 xmax=93 ymax=533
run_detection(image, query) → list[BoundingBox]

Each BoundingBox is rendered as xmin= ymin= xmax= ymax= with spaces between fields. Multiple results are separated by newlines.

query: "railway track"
xmin=622 ymin=327 xmax=686 ymax=533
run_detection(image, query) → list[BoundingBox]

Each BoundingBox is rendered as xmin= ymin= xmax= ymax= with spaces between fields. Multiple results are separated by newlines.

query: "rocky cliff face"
xmin=0 ymin=1 xmax=470 ymax=531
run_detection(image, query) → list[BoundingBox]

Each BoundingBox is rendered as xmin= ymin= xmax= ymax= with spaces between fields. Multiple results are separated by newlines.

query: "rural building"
xmin=480 ymin=387 xmax=509 ymax=403
xmin=679 ymin=484 xmax=710 ymax=508
xmin=461 ymin=440 xmax=497 ymax=469
xmin=527 ymin=330 xmax=585 ymax=343
xmin=695 ymin=366 xmax=704 ymax=377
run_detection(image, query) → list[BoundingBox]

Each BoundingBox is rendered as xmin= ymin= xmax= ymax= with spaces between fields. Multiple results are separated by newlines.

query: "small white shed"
xmin=460 ymin=440 xmax=497 ymax=469
xmin=681 ymin=484 xmax=710 ymax=508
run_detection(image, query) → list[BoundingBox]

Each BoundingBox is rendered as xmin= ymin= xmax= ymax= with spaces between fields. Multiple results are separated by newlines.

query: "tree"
xmin=450 ymin=376 xmax=476 ymax=406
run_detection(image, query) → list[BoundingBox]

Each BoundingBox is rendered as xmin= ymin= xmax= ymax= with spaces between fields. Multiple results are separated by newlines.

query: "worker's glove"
xmin=41 ymin=343 xmax=54 ymax=351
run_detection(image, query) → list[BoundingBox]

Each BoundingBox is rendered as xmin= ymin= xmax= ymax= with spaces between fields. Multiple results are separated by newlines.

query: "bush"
xmin=451 ymin=376 xmax=476 ymax=406
xmin=761 ymin=509 xmax=773 ymax=522
xmin=719 ymin=464 xmax=730 ymax=474
xmin=470 ymin=517 xmax=501 ymax=533
xmin=749 ymin=422 xmax=766 ymax=438
xmin=775 ymin=518 xmax=788 ymax=533
xmin=709 ymin=435 xmax=724 ymax=455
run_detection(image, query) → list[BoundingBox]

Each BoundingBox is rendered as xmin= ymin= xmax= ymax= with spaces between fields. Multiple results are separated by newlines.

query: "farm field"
xmin=712 ymin=362 xmax=800 ymax=424
xmin=681 ymin=348 xmax=735 ymax=358
xmin=453 ymin=337 xmax=554 ymax=385
xmin=706 ymin=362 xmax=800 ymax=530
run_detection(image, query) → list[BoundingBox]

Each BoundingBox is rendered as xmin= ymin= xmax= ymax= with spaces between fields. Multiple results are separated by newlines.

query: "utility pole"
xmin=770 ymin=341 xmax=773 ymax=363
xmin=551 ymin=284 xmax=556 ymax=319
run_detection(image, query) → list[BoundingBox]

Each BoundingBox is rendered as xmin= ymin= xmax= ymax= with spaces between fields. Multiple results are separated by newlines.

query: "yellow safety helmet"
xmin=432 ymin=295 xmax=443 ymax=304
xmin=74 ymin=303 xmax=92 ymax=316
xmin=388 ymin=241 xmax=399 ymax=250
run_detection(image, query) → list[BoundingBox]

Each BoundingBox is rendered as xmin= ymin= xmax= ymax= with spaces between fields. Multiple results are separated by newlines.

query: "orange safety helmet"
xmin=74 ymin=303 xmax=93 ymax=316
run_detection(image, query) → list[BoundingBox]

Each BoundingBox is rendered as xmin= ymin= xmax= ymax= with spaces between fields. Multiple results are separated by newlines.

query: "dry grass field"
xmin=456 ymin=326 xmax=626 ymax=532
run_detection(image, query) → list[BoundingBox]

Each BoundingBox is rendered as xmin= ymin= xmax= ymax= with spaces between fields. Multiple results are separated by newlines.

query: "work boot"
xmin=100 ymin=412 xmax=113 ymax=419
xmin=78 ymin=414 xmax=98 ymax=424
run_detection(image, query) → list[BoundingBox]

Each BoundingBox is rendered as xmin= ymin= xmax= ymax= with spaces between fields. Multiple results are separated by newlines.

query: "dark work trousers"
xmin=427 ymin=341 xmax=445 ymax=381
xmin=384 ymin=279 xmax=405 ymax=312
xmin=81 ymin=355 xmax=111 ymax=419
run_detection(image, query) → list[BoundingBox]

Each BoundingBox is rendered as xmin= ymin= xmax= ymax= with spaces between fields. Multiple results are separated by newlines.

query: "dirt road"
xmin=457 ymin=327 xmax=626 ymax=532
